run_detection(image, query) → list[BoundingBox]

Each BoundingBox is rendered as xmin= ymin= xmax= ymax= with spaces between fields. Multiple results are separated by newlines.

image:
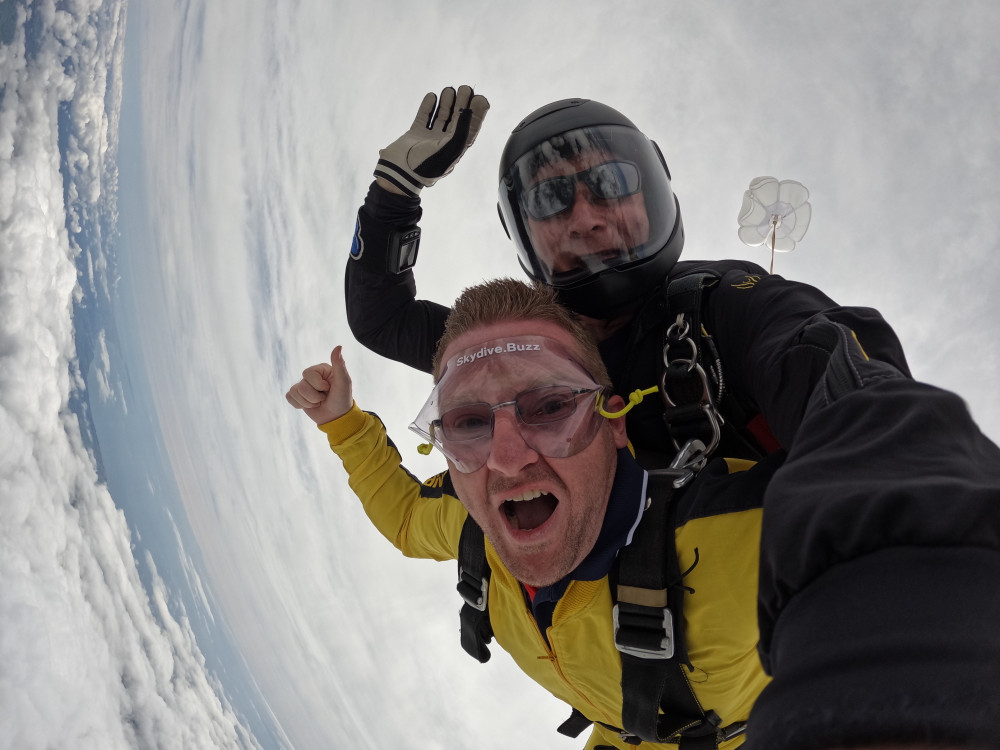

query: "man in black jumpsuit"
xmin=343 ymin=85 xmax=1000 ymax=749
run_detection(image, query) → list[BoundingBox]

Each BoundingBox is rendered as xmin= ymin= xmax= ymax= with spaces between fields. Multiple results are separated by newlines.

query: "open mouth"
xmin=502 ymin=490 xmax=559 ymax=532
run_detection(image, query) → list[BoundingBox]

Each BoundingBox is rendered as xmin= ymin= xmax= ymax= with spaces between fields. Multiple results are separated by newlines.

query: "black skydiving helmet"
xmin=498 ymin=99 xmax=684 ymax=319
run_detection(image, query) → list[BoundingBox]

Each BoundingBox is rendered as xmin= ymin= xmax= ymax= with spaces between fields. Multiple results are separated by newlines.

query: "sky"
xmin=2 ymin=1 xmax=999 ymax=748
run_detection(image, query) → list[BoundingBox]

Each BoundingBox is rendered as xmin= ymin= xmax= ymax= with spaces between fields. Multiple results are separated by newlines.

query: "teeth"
xmin=505 ymin=489 xmax=544 ymax=503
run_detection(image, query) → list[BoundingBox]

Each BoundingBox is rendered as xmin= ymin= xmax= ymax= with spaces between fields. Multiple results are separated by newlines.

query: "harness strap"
xmin=556 ymin=708 xmax=593 ymax=738
xmin=613 ymin=469 xmax=716 ymax=747
xmin=457 ymin=516 xmax=493 ymax=663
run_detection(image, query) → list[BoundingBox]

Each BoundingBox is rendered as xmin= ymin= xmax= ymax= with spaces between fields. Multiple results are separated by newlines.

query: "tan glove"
xmin=374 ymin=85 xmax=490 ymax=197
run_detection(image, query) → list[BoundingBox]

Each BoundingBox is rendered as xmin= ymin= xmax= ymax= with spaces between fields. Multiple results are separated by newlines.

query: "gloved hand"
xmin=374 ymin=85 xmax=490 ymax=197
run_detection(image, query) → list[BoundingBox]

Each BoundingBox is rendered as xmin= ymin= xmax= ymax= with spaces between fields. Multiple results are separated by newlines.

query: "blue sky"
xmin=3 ymin=1 xmax=999 ymax=748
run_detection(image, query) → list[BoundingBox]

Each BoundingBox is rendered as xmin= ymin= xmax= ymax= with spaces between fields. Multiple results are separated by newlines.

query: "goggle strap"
xmin=599 ymin=385 xmax=659 ymax=419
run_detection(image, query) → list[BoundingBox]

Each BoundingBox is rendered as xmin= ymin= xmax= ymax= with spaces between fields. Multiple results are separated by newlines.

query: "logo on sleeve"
xmin=350 ymin=218 xmax=364 ymax=260
xmin=732 ymin=274 xmax=762 ymax=290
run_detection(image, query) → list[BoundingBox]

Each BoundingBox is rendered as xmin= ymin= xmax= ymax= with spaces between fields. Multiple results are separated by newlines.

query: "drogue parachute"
xmin=737 ymin=176 xmax=811 ymax=274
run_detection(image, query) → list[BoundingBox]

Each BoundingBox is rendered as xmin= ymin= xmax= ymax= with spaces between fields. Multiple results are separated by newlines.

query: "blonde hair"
xmin=433 ymin=278 xmax=611 ymax=387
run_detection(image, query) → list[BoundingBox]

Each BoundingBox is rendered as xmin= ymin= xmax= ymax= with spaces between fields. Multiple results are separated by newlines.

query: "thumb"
xmin=329 ymin=345 xmax=352 ymax=389
xmin=300 ymin=345 xmax=352 ymax=425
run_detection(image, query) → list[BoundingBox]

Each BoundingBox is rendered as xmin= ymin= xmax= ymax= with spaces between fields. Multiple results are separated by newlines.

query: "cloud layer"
xmin=1 ymin=2 xmax=261 ymax=747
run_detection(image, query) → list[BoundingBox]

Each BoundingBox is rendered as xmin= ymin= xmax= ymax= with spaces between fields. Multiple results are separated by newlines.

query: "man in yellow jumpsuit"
xmin=289 ymin=277 xmax=770 ymax=748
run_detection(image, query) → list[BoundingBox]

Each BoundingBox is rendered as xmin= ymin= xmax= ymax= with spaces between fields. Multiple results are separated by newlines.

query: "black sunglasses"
xmin=522 ymin=161 xmax=642 ymax=220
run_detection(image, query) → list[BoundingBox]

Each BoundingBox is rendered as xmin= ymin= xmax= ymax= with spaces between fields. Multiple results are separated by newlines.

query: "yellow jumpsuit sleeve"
xmin=319 ymin=404 xmax=467 ymax=561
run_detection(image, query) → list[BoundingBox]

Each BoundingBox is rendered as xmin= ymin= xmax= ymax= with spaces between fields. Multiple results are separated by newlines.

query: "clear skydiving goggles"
xmin=409 ymin=335 xmax=611 ymax=474
xmin=521 ymin=160 xmax=642 ymax=220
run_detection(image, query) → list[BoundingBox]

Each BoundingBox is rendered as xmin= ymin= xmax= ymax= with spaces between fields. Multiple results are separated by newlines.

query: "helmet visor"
xmin=500 ymin=125 xmax=677 ymax=288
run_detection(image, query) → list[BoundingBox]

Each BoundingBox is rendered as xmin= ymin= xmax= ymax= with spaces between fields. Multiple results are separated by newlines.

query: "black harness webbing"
xmin=611 ymin=470 xmax=738 ymax=748
xmin=457 ymin=517 xmax=493 ymax=663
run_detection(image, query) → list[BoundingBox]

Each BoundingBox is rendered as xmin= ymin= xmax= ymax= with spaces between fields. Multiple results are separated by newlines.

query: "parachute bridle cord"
xmin=769 ymin=214 xmax=779 ymax=274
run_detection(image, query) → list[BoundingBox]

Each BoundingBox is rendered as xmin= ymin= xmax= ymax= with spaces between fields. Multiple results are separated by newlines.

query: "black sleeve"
xmin=345 ymin=182 xmax=450 ymax=374
xmin=702 ymin=267 xmax=912 ymax=449
xmin=705 ymin=270 xmax=1000 ymax=749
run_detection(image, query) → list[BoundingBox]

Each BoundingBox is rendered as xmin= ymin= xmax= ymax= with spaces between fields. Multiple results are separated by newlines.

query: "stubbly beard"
xmin=469 ymin=432 xmax=616 ymax=588
xmin=480 ymin=468 xmax=577 ymax=587
xmin=486 ymin=482 xmax=606 ymax=588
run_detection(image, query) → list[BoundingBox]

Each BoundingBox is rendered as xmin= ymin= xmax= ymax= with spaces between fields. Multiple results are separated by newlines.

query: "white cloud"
xmin=0 ymin=2 xmax=261 ymax=748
